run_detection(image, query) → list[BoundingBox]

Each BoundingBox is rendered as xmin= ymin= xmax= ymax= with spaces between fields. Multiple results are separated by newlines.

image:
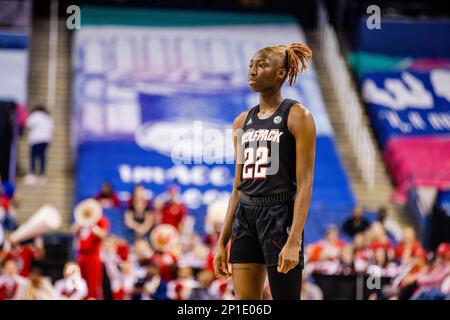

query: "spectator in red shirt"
xmin=116 ymin=238 xmax=130 ymax=261
xmin=70 ymin=213 xmax=110 ymax=299
xmin=367 ymin=222 xmax=394 ymax=259
xmin=353 ymin=232 xmax=373 ymax=272
xmin=395 ymin=226 xmax=425 ymax=264
xmin=166 ymin=266 xmax=198 ymax=300
xmin=308 ymin=225 xmax=345 ymax=262
xmin=307 ymin=225 xmax=345 ymax=274
xmin=149 ymin=249 xmax=178 ymax=283
xmin=339 ymin=245 xmax=356 ymax=275
xmin=131 ymin=238 xmax=176 ymax=283
xmin=158 ymin=185 xmax=187 ymax=231
xmin=94 ymin=181 xmax=120 ymax=209
xmin=410 ymin=243 xmax=450 ymax=299
xmin=367 ymin=247 xmax=399 ymax=278
xmin=2 ymin=236 xmax=45 ymax=277
xmin=0 ymin=259 xmax=30 ymax=300
xmin=101 ymin=236 xmax=135 ymax=300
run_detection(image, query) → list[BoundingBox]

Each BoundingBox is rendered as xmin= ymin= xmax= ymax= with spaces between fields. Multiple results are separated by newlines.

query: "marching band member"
xmin=70 ymin=199 xmax=110 ymax=299
xmin=149 ymin=225 xmax=179 ymax=282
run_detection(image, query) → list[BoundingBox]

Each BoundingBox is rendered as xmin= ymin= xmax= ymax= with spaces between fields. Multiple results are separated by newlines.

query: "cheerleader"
xmin=54 ymin=262 xmax=88 ymax=300
xmin=0 ymin=259 xmax=31 ymax=300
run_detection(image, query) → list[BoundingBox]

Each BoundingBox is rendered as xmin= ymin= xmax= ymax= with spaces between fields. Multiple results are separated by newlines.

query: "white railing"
xmin=317 ymin=2 xmax=376 ymax=189
xmin=47 ymin=0 xmax=59 ymax=110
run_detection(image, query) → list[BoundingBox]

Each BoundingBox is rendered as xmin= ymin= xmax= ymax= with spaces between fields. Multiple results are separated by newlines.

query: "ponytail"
xmin=284 ymin=43 xmax=312 ymax=86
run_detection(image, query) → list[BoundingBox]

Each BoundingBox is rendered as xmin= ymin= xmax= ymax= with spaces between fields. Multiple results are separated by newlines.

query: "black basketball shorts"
xmin=229 ymin=193 xmax=304 ymax=269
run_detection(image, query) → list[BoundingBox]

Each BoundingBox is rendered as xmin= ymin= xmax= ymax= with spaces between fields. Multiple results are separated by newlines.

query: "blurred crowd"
xmin=1 ymin=180 xmax=449 ymax=300
xmin=305 ymin=206 xmax=450 ymax=300
xmin=0 ymin=182 xmax=236 ymax=300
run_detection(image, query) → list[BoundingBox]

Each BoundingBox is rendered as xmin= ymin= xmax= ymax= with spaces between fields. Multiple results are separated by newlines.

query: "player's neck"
xmin=259 ymin=91 xmax=283 ymax=113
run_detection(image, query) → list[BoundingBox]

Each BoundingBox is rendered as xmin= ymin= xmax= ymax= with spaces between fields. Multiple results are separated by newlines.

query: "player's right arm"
xmin=213 ymin=110 xmax=248 ymax=280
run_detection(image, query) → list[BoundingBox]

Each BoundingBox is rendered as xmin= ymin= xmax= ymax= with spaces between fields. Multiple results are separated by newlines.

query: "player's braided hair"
xmin=264 ymin=43 xmax=312 ymax=86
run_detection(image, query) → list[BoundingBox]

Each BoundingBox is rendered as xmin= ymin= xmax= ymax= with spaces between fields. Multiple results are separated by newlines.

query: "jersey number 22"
xmin=242 ymin=147 xmax=269 ymax=179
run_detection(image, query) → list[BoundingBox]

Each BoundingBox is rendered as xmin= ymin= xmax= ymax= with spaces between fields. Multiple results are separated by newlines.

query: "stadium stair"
xmin=16 ymin=18 xmax=73 ymax=231
xmin=305 ymin=30 xmax=415 ymax=229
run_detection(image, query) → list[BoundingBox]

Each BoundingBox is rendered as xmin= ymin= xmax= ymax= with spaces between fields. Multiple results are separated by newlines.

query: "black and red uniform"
xmin=230 ymin=98 xmax=304 ymax=269
xmin=229 ymin=98 xmax=305 ymax=300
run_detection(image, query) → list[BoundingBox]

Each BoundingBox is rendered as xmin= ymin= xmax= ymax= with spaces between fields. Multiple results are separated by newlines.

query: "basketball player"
xmin=213 ymin=43 xmax=316 ymax=300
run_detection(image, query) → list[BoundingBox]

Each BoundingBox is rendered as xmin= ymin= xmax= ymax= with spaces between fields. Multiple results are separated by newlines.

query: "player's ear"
xmin=277 ymin=68 xmax=287 ymax=81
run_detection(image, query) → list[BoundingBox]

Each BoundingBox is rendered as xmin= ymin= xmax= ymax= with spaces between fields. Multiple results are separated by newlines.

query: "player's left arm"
xmin=278 ymin=103 xmax=316 ymax=273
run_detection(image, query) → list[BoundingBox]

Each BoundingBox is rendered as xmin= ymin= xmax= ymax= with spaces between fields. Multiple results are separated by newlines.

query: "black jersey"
xmin=237 ymin=98 xmax=298 ymax=196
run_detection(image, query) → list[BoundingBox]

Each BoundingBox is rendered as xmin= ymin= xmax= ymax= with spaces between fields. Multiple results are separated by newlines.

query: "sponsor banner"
xmin=361 ymin=70 xmax=450 ymax=149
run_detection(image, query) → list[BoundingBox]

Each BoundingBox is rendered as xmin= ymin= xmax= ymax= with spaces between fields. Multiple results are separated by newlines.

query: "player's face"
xmin=248 ymin=50 xmax=285 ymax=92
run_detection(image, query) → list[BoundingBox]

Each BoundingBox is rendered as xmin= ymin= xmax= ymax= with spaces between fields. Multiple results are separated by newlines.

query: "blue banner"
xmin=356 ymin=17 xmax=450 ymax=58
xmin=361 ymin=70 xmax=450 ymax=149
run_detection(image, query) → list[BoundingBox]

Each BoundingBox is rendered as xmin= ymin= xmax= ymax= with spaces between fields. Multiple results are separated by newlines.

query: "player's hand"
xmin=213 ymin=244 xmax=232 ymax=280
xmin=277 ymin=241 xmax=300 ymax=274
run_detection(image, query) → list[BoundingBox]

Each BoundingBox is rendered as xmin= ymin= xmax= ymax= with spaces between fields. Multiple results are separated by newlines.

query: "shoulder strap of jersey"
xmin=242 ymin=105 xmax=258 ymax=130
xmin=280 ymin=99 xmax=299 ymax=128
